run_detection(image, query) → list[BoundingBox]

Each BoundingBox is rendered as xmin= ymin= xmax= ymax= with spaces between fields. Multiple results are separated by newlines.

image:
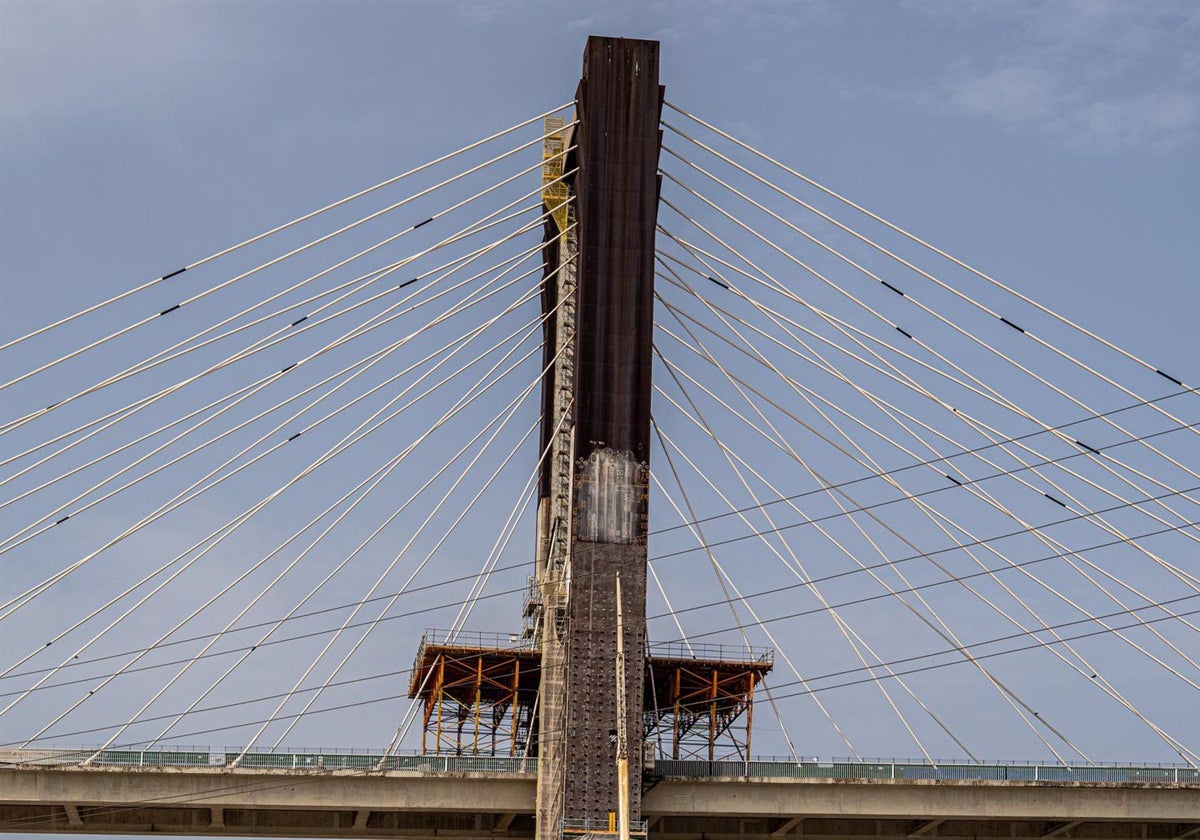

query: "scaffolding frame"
xmin=409 ymin=633 xmax=541 ymax=757
xmin=643 ymin=647 xmax=774 ymax=762
xmin=410 ymin=631 xmax=773 ymax=763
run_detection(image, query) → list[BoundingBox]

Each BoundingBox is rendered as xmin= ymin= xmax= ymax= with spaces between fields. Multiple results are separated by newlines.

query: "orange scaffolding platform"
xmin=409 ymin=631 xmax=772 ymax=760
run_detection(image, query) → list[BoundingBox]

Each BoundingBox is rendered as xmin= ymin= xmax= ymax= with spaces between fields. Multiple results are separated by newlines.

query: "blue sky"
xmin=2 ymin=0 xmax=1199 ymax=788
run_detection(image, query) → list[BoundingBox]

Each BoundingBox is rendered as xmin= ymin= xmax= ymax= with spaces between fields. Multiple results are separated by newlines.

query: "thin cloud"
xmin=903 ymin=0 xmax=1199 ymax=154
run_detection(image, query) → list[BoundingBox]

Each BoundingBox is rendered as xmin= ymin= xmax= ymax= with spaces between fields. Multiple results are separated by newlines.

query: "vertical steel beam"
xmin=535 ymin=35 xmax=661 ymax=837
xmin=563 ymin=35 xmax=662 ymax=824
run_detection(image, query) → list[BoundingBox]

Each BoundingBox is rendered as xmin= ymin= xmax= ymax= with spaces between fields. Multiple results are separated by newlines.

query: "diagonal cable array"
xmin=648 ymin=101 xmax=1200 ymax=766
xmin=2 ymin=96 xmax=1196 ymax=772
xmin=0 ymin=106 xmax=576 ymax=756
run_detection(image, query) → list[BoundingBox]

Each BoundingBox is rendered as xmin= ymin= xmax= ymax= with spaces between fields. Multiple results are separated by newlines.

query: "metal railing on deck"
xmin=654 ymin=758 xmax=1200 ymax=784
xmin=5 ymin=747 xmax=1196 ymax=784
xmin=647 ymin=641 xmax=774 ymax=664
xmin=419 ymin=628 xmax=538 ymax=650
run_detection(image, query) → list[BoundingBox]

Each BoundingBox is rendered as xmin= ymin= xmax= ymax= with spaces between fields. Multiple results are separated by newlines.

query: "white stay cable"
xmin=654 ymin=304 xmax=1198 ymax=764
xmin=0 ymin=223 xmax=541 ymax=504
xmin=0 ymin=102 xmax=571 ymax=353
xmin=1 ymin=282 xmax=547 ymax=725
xmin=660 ymin=137 xmax=1199 ymax=453
xmin=659 ymin=172 xmax=1200 ymax=523
xmin=0 ymin=203 xmax=558 ymax=531
xmin=0 ymin=240 xmax=558 ymax=627
xmin=657 ymin=389 xmax=979 ymax=762
xmin=11 ymin=299 xmax=548 ymax=742
xmin=652 ymin=347 xmax=971 ymax=763
xmin=0 ymin=218 xmax=560 ymax=553
xmin=656 ymin=258 xmax=1200 ymax=601
xmin=380 ymin=320 xmax=577 ymax=760
xmin=650 ymin=418 xmax=808 ymax=762
xmin=651 ymin=285 xmax=1087 ymax=758
xmin=0 ymin=182 xmax=553 ymax=440
xmin=147 ymin=305 xmax=567 ymax=750
xmin=653 ymin=344 xmax=1084 ymax=763
xmin=654 ymin=416 xmax=936 ymax=764
xmin=656 ymin=255 xmax=1200 ymax=631
xmin=655 ymin=225 xmax=1200 ymax=564
xmin=0 ymin=190 xmax=547 ymax=451
xmin=0 ymin=224 xmax=572 ymax=642
xmin=0 ymin=140 xmax=575 ymax=428
xmin=449 ymin=401 xmax=573 ymax=637
xmin=278 ymin=314 xmax=575 ymax=756
xmin=381 ymin=401 xmax=572 ymax=757
xmin=240 ymin=352 xmax=551 ymax=757
xmin=660 ymin=162 xmax=1200 ymax=530
xmin=0 ymin=223 xmax=555 ymax=561
xmin=656 ymin=298 xmax=1200 ymax=756
xmin=661 ymin=102 xmax=1192 ymax=391
xmin=656 ymin=277 xmax=1200 ymax=672
xmin=0 ymin=119 xmax=572 ymax=400
xmin=90 ymin=326 xmax=550 ymax=758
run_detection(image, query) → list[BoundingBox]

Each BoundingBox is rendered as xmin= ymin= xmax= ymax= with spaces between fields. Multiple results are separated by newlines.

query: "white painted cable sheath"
xmin=659 ymin=162 xmax=1200 ymax=524
xmin=0 ymin=228 xmax=566 ymax=624
xmin=0 ymin=281 xmax=549 ymax=719
xmin=1 ymin=139 xmax=574 ymax=422
xmin=662 ymin=102 xmax=1192 ymax=389
xmin=0 ymin=102 xmax=572 ymax=353
xmin=654 ymin=309 xmax=1199 ymax=764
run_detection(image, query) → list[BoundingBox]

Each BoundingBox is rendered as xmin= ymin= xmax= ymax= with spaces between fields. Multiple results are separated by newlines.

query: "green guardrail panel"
xmin=141 ymin=751 xmax=208 ymax=766
xmin=321 ymin=754 xmax=379 ymax=769
xmin=895 ymin=764 xmax=938 ymax=780
xmin=239 ymin=753 xmax=298 ymax=768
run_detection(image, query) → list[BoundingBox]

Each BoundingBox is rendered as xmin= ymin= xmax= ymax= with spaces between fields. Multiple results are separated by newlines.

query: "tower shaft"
xmin=535 ymin=35 xmax=663 ymax=836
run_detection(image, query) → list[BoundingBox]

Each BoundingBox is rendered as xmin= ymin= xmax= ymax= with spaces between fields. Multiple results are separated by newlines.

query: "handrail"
xmin=3 ymin=747 xmax=1196 ymax=784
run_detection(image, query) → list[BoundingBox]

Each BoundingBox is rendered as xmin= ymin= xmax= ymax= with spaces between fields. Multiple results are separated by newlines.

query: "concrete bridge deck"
xmin=1 ymin=751 xmax=1198 ymax=839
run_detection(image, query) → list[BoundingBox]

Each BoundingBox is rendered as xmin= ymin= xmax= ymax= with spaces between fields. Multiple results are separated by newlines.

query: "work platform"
xmin=409 ymin=631 xmax=774 ymax=760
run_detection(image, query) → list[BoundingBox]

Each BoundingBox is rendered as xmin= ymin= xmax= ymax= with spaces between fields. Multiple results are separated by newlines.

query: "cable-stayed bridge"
xmin=1 ymin=36 xmax=1198 ymax=839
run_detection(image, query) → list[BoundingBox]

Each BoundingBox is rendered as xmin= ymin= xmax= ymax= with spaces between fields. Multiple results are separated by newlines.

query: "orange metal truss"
xmin=409 ymin=632 xmax=772 ymax=761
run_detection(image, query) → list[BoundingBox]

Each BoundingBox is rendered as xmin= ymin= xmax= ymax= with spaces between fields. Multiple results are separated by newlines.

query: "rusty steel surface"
xmin=557 ymin=35 xmax=663 ymax=825
xmin=569 ymin=36 xmax=663 ymax=501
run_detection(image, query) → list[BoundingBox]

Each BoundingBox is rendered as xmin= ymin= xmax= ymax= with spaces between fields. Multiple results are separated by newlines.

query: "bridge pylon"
xmin=531 ymin=35 xmax=663 ymax=840
xmin=408 ymin=33 xmax=769 ymax=836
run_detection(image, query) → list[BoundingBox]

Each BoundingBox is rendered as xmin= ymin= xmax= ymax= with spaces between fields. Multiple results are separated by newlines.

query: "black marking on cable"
xmin=1044 ymin=492 xmax=1067 ymax=508
xmin=413 ymin=217 xmax=434 ymax=229
xmin=162 ymin=267 xmax=188 ymax=280
xmin=280 ymin=362 xmax=297 ymax=374
xmin=55 ymin=515 xmax=70 ymax=525
xmin=287 ymin=432 xmax=301 ymax=442
xmin=290 ymin=315 xmax=308 ymax=327
xmin=707 ymin=275 xmax=729 ymax=290
xmin=1000 ymin=317 xmax=1025 ymax=333
xmin=158 ymin=303 xmax=181 ymax=316
xmin=881 ymin=280 xmax=905 ymax=296
xmin=895 ymin=326 xmax=913 ymax=340
xmin=397 ymin=277 xmax=420 ymax=290
xmin=1074 ymin=439 xmax=1101 ymax=454
xmin=1156 ymin=369 xmax=1184 ymax=387
xmin=45 ymin=402 xmax=58 ymax=411
xmin=945 ymin=474 xmax=962 ymax=486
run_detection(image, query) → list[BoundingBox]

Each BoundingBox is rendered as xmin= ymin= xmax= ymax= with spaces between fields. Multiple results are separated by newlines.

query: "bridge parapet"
xmin=4 ymin=747 xmax=1197 ymax=785
xmin=3 ymin=751 xmax=1198 ymax=838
